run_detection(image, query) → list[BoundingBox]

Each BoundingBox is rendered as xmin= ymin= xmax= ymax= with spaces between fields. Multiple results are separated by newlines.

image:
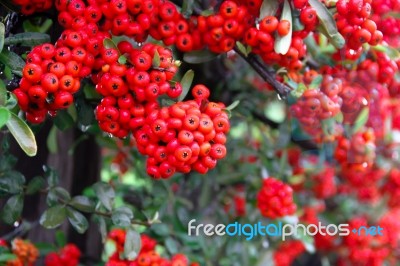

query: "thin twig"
xmin=233 ymin=46 xmax=292 ymax=98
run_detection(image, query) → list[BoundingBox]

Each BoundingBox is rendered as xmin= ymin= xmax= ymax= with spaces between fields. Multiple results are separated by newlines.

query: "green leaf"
xmin=6 ymin=112 xmax=37 ymax=157
xmin=0 ymin=49 xmax=25 ymax=76
xmin=181 ymin=0 xmax=194 ymax=17
xmin=124 ymin=229 xmax=141 ymax=260
xmin=112 ymin=206 xmax=134 ymax=227
xmin=47 ymin=126 xmax=58 ymax=154
xmin=75 ymin=97 xmax=94 ymax=126
xmin=4 ymin=32 xmax=50 ymax=46
xmin=0 ymin=108 xmax=10 ymax=129
xmin=178 ymin=70 xmax=194 ymax=102
xmin=93 ymin=182 xmax=115 ymax=211
xmin=0 ymin=194 xmax=23 ymax=224
xmin=259 ymin=0 xmax=280 ymax=18
xmin=54 ymin=110 xmax=74 ymax=131
xmin=55 ymin=231 xmax=67 ymax=247
xmin=67 ymin=207 xmax=89 ymax=234
xmin=103 ymin=38 xmax=118 ymax=50
xmin=96 ymin=216 xmax=108 ymax=242
xmin=264 ymin=100 xmax=286 ymax=123
xmin=309 ymin=75 xmax=323 ymax=89
xmin=152 ymin=50 xmax=160 ymax=67
xmin=235 ymin=42 xmax=248 ymax=57
xmin=118 ymin=55 xmax=127 ymax=65
xmin=40 ymin=205 xmax=67 ymax=229
xmin=165 ymin=237 xmax=178 ymax=254
xmin=25 ymin=176 xmax=46 ymax=195
xmin=47 ymin=187 xmax=71 ymax=206
xmin=308 ymin=0 xmax=345 ymax=49
xmin=69 ymin=195 xmax=95 ymax=213
xmin=225 ymin=100 xmax=240 ymax=111
xmin=183 ymin=50 xmax=218 ymax=64
xmin=274 ymin=0 xmax=292 ymax=55
xmin=44 ymin=166 xmax=59 ymax=187
xmin=0 ymin=254 xmax=17 ymax=262
xmin=0 ymin=79 xmax=6 ymax=105
xmin=372 ymin=45 xmax=400 ymax=60
xmin=0 ymin=22 xmax=4 ymax=54
xmin=5 ymin=92 xmax=17 ymax=109
xmin=0 ymin=171 xmax=25 ymax=195
xmin=352 ymin=107 xmax=369 ymax=134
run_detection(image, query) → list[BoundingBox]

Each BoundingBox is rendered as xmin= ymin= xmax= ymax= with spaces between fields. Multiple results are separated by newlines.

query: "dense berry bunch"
xmin=290 ymin=77 xmax=343 ymax=142
xmin=257 ymin=177 xmax=297 ymax=219
xmin=106 ymin=229 xmax=198 ymax=266
xmin=334 ymin=129 xmax=376 ymax=169
xmin=94 ymin=42 xmax=180 ymax=138
xmin=137 ymin=87 xmax=229 ymax=178
xmin=382 ymin=169 xmax=400 ymax=208
xmin=6 ymin=238 xmax=39 ymax=266
xmin=334 ymin=0 xmax=383 ymax=58
xmin=13 ymin=0 xmax=53 ymax=15
xmin=311 ymin=166 xmax=337 ymax=199
xmin=371 ymin=0 xmax=400 ymax=47
xmin=44 ymin=244 xmax=81 ymax=266
xmin=273 ymin=240 xmax=305 ymax=266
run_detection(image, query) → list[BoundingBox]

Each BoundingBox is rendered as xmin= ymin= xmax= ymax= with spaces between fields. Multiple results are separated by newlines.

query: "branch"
xmin=234 ymin=46 xmax=292 ymax=98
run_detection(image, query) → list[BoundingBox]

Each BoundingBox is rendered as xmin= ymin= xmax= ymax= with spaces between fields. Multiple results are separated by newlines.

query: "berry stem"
xmin=233 ymin=46 xmax=292 ymax=98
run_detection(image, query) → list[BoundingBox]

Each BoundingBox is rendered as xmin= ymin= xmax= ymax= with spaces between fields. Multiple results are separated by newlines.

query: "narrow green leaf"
xmin=0 ymin=108 xmax=10 ymax=129
xmin=103 ymin=38 xmax=118 ymax=50
xmin=372 ymin=45 xmax=400 ymax=60
xmin=152 ymin=50 xmax=160 ymax=67
xmin=4 ymin=32 xmax=50 ymax=46
xmin=93 ymin=182 xmax=115 ymax=211
xmin=69 ymin=195 xmax=95 ymax=213
xmin=1 ymin=194 xmax=23 ymax=224
xmin=67 ymin=207 xmax=89 ymax=234
xmin=309 ymin=75 xmax=323 ymax=89
xmin=55 ymin=231 xmax=67 ymax=247
xmin=308 ymin=0 xmax=345 ymax=49
xmin=25 ymin=176 xmax=46 ymax=195
xmin=112 ymin=206 xmax=134 ymax=227
xmin=236 ymin=42 xmax=248 ymax=56
xmin=46 ymin=126 xmax=58 ymax=154
xmin=225 ymin=100 xmax=240 ymax=111
xmin=0 ymin=254 xmax=17 ymax=262
xmin=54 ymin=110 xmax=74 ymax=131
xmin=259 ymin=0 xmax=280 ymax=18
xmin=183 ymin=50 xmax=218 ymax=64
xmin=165 ymin=237 xmax=179 ymax=254
xmin=0 ymin=49 xmax=25 ymax=76
xmin=274 ymin=0 xmax=292 ymax=55
xmin=178 ymin=70 xmax=194 ymax=102
xmin=181 ymin=0 xmax=194 ymax=17
xmin=6 ymin=112 xmax=37 ymax=157
xmin=40 ymin=205 xmax=67 ymax=229
xmin=124 ymin=229 xmax=141 ymax=260
xmin=44 ymin=166 xmax=59 ymax=187
xmin=5 ymin=92 xmax=17 ymax=109
xmin=0 ymin=79 xmax=6 ymax=105
xmin=0 ymin=22 xmax=5 ymax=54
xmin=352 ymin=107 xmax=369 ymax=134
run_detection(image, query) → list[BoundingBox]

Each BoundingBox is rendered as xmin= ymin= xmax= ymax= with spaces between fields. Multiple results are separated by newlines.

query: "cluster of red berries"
xmin=382 ymin=169 xmax=400 ymax=208
xmin=334 ymin=129 xmax=376 ymax=170
xmin=257 ymin=177 xmax=297 ymax=219
xmin=44 ymin=244 xmax=81 ymax=266
xmin=310 ymin=166 xmax=337 ymax=199
xmin=136 ymin=87 xmax=229 ymax=178
xmin=13 ymin=27 xmax=110 ymax=123
xmin=290 ymin=77 xmax=343 ymax=142
xmin=371 ymin=0 xmax=400 ymax=47
xmin=339 ymin=217 xmax=392 ymax=266
xmin=94 ymin=42 xmax=180 ymax=138
xmin=106 ymin=229 xmax=198 ymax=266
xmin=334 ymin=0 xmax=383 ymax=59
xmin=273 ymin=240 xmax=305 ymax=266
xmin=0 ymin=238 xmax=39 ymax=266
xmin=13 ymin=0 xmax=52 ymax=15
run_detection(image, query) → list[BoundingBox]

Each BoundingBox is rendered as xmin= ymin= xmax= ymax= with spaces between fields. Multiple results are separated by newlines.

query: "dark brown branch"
xmin=234 ymin=46 xmax=292 ymax=98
